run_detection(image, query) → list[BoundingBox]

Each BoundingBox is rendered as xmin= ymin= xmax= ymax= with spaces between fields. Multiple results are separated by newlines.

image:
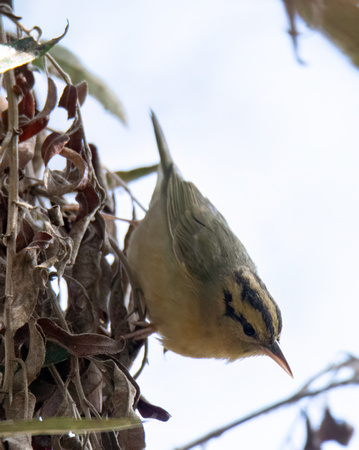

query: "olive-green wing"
xmin=166 ymin=170 xmax=244 ymax=283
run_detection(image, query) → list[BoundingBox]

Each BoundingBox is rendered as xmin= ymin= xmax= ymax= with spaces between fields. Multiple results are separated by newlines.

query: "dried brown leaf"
xmin=0 ymin=5 xmax=22 ymax=21
xmin=26 ymin=320 xmax=46 ymax=383
xmin=81 ymin=361 xmax=103 ymax=413
xmin=318 ymin=407 xmax=354 ymax=446
xmin=75 ymin=185 xmax=101 ymax=219
xmin=17 ymin=85 xmax=35 ymax=119
xmin=18 ymin=135 xmax=36 ymax=168
xmin=20 ymin=116 xmax=49 ymax=143
xmin=38 ymin=318 xmax=125 ymax=357
xmin=98 ymin=254 xmax=113 ymax=320
xmin=28 ymin=231 xmax=53 ymax=250
xmin=66 ymin=220 xmax=104 ymax=333
xmin=66 ymin=121 xmax=83 ymax=153
xmin=76 ymin=81 xmax=88 ymax=106
xmin=47 ymin=205 xmax=64 ymax=227
xmin=39 ymin=387 xmax=66 ymax=419
xmin=65 ymin=277 xmax=97 ymax=334
xmin=110 ymin=365 xmax=145 ymax=450
xmin=304 ymin=415 xmax=321 ymax=450
xmin=11 ymin=77 xmax=56 ymax=146
xmin=15 ymin=65 xmax=35 ymax=91
xmin=41 ymin=132 xmax=70 ymax=166
xmin=35 ymin=77 xmax=58 ymax=119
xmin=137 ymin=397 xmax=171 ymax=422
xmin=6 ymin=391 xmax=36 ymax=420
xmin=13 ymin=319 xmax=46 ymax=392
xmin=0 ymin=135 xmax=37 ymax=171
xmin=55 ymin=435 xmax=83 ymax=450
xmin=43 ymin=148 xmax=89 ymax=197
xmin=4 ymin=391 xmax=36 ymax=450
xmin=11 ymin=248 xmax=39 ymax=332
xmin=109 ymin=270 xmax=129 ymax=341
xmin=58 ymin=84 xmax=77 ymax=120
xmin=16 ymin=219 xmax=35 ymax=252
xmin=29 ymin=377 xmax=57 ymax=405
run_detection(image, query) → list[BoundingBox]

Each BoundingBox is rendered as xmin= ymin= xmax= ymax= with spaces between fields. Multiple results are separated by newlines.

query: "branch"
xmin=175 ymin=354 xmax=359 ymax=450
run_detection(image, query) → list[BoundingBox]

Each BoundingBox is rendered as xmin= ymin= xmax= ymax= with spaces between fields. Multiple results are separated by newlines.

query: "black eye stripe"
xmin=223 ymin=289 xmax=256 ymax=337
xmin=234 ymin=269 xmax=280 ymax=338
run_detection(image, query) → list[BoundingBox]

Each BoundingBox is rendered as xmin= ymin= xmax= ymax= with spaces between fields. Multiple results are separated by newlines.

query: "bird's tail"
xmin=150 ymin=111 xmax=174 ymax=173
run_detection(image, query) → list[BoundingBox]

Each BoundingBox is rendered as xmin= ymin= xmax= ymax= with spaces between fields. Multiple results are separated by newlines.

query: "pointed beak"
xmin=261 ymin=341 xmax=293 ymax=378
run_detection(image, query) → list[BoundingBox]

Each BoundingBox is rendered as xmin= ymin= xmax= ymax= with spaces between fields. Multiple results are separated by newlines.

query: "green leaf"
xmin=48 ymin=45 xmax=127 ymax=124
xmin=114 ymin=164 xmax=158 ymax=184
xmin=44 ymin=341 xmax=70 ymax=366
xmin=0 ymin=23 xmax=69 ymax=74
xmin=0 ymin=417 xmax=141 ymax=437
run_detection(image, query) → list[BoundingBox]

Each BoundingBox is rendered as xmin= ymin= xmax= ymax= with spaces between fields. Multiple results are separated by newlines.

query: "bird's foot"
xmin=123 ymin=321 xmax=157 ymax=341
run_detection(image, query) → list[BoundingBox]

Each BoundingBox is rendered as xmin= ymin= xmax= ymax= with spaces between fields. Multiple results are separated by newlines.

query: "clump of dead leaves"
xmin=0 ymin=58 xmax=167 ymax=450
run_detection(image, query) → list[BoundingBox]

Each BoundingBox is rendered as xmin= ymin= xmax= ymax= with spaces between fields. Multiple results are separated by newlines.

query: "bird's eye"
xmin=243 ymin=323 xmax=255 ymax=337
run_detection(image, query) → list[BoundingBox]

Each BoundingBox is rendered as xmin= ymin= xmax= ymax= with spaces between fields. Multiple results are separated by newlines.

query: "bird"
xmin=127 ymin=112 xmax=292 ymax=377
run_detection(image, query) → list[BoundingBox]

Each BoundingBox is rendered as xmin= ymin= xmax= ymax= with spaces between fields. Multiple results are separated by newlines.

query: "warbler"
xmin=127 ymin=112 xmax=292 ymax=377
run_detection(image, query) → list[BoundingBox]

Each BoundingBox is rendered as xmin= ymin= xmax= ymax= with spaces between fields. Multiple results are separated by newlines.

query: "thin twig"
xmin=71 ymin=357 xmax=101 ymax=450
xmin=175 ymin=356 xmax=359 ymax=450
xmin=48 ymin=365 xmax=80 ymax=420
xmin=105 ymin=169 xmax=147 ymax=213
xmin=133 ymin=339 xmax=149 ymax=380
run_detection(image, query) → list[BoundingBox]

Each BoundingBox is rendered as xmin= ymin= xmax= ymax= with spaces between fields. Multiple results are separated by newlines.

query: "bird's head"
xmin=218 ymin=266 xmax=292 ymax=377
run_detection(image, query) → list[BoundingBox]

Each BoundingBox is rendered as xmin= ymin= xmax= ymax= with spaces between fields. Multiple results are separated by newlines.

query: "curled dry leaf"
xmin=11 ymin=248 xmax=40 ymax=332
xmin=27 ymin=231 xmax=53 ymax=250
xmin=0 ymin=4 xmax=22 ymax=21
xmin=58 ymin=82 xmax=88 ymax=120
xmin=42 ymin=129 xmax=90 ymax=198
xmin=75 ymin=185 xmax=101 ymax=219
xmin=18 ymin=77 xmax=57 ymax=143
xmin=0 ymin=136 xmax=37 ymax=171
xmin=18 ymin=135 xmax=36 ymax=169
xmin=38 ymin=318 xmax=126 ymax=357
xmin=58 ymin=84 xmax=78 ymax=120
xmin=137 ymin=397 xmax=171 ymax=422
xmin=35 ymin=77 xmax=58 ymax=120
xmin=15 ymin=223 xmax=53 ymax=288
xmin=43 ymin=147 xmax=89 ymax=197
xmin=41 ymin=132 xmax=70 ymax=167
xmin=19 ymin=116 xmax=49 ymax=143
xmin=47 ymin=205 xmax=64 ymax=227
xmin=13 ymin=318 xmax=46 ymax=392
xmin=16 ymin=219 xmax=35 ymax=252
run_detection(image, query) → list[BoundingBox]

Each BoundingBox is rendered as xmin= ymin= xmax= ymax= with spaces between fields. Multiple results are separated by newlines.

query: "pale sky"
xmin=16 ymin=1 xmax=359 ymax=449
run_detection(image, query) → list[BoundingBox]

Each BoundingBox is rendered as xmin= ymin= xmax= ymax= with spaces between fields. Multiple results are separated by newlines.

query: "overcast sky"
xmin=16 ymin=1 xmax=359 ymax=449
